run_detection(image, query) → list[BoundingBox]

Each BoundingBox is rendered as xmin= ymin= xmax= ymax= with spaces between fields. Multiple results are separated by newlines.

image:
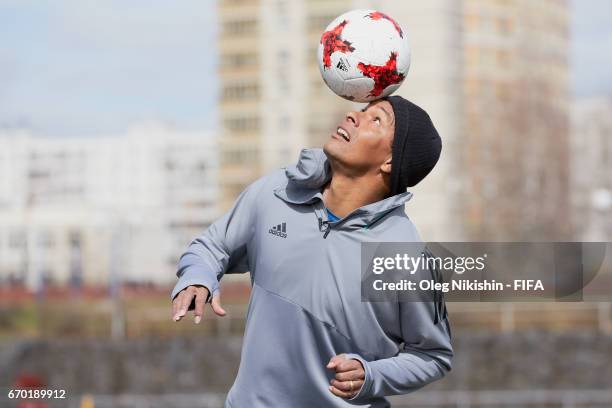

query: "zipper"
xmin=320 ymin=218 xmax=331 ymax=238
xmin=312 ymin=196 xmax=405 ymax=239
xmin=313 ymin=201 xmax=332 ymax=239
xmin=313 ymin=200 xmax=402 ymax=239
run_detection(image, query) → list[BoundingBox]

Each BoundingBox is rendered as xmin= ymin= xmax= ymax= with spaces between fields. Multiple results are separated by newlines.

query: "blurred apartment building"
xmin=571 ymin=98 xmax=612 ymax=241
xmin=218 ymin=0 xmax=570 ymax=240
xmin=0 ymin=124 xmax=218 ymax=290
xmin=458 ymin=0 xmax=571 ymax=240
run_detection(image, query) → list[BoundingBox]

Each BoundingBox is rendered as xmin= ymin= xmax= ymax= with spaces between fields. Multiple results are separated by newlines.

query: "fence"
xmin=125 ymin=302 xmax=612 ymax=338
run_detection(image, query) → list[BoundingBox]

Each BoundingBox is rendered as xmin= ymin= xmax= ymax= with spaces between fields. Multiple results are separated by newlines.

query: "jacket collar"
xmin=273 ymin=148 xmax=413 ymax=227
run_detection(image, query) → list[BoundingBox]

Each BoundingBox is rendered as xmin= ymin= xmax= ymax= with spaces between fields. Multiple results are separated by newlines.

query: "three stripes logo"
xmin=268 ymin=222 xmax=287 ymax=238
xmin=336 ymin=58 xmax=349 ymax=72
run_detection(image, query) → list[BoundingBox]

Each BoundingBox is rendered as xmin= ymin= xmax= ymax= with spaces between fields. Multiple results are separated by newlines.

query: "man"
xmin=171 ymin=96 xmax=452 ymax=407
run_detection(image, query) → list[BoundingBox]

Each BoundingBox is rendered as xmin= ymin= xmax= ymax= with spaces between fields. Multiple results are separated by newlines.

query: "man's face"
xmin=323 ymin=99 xmax=395 ymax=176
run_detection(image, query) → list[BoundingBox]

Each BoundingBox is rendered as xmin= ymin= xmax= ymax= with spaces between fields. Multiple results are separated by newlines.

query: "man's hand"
xmin=326 ymin=354 xmax=365 ymax=399
xmin=172 ymin=285 xmax=226 ymax=324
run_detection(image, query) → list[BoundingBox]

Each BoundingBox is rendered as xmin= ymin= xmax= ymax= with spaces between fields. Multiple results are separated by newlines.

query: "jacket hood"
xmin=285 ymin=147 xmax=332 ymax=188
xmin=274 ymin=148 xmax=413 ymax=229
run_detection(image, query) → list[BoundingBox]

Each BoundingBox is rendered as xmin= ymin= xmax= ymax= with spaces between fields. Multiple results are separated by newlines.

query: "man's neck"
xmin=322 ymin=173 xmax=387 ymax=218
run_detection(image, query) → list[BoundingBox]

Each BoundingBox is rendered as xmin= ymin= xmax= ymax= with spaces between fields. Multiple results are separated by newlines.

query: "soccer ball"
xmin=317 ymin=9 xmax=410 ymax=103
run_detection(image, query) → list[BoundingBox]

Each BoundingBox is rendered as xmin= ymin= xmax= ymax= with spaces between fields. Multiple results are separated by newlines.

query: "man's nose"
xmin=346 ymin=111 xmax=360 ymax=127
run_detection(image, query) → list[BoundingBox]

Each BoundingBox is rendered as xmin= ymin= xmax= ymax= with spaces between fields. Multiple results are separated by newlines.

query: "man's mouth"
xmin=336 ymin=126 xmax=350 ymax=142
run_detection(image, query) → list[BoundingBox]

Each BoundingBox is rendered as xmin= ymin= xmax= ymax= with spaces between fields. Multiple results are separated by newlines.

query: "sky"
xmin=0 ymin=0 xmax=217 ymax=136
xmin=0 ymin=0 xmax=610 ymax=136
xmin=571 ymin=0 xmax=612 ymax=98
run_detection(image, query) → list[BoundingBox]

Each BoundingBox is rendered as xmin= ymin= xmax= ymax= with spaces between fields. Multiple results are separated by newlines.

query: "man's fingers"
xmin=329 ymin=384 xmax=354 ymax=399
xmin=172 ymin=292 xmax=185 ymax=321
xmin=193 ymin=288 xmax=206 ymax=324
xmin=326 ymin=354 xmax=346 ymax=369
xmin=174 ymin=287 xmax=195 ymax=321
xmin=211 ymin=293 xmax=227 ymax=317
xmin=179 ymin=288 xmax=194 ymax=317
xmin=172 ymin=286 xmax=225 ymax=323
xmin=335 ymin=369 xmax=363 ymax=381
xmin=336 ymin=358 xmax=362 ymax=373
xmin=172 ymin=294 xmax=180 ymax=318
xmin=331 ymin=379 xmax=363 ymax=393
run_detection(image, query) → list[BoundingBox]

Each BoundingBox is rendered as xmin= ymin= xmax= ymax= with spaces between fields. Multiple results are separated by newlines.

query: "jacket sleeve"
xmin=346 ymin=253 xmax=453 ymax=398
xmin=346 ymin=303 xmax=452 ymax=398
xmin=170 ymin=176 xmax=266 ymax=304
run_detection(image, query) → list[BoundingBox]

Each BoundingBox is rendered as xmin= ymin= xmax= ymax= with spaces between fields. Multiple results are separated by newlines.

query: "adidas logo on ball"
xmin=336 ymin=59 xmax=349 ymax=72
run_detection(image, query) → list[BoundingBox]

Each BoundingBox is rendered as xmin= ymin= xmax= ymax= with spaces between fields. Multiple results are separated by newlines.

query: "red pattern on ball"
xmin=366 ymin=11 xmax=404 ymax=38
xmin=320 ymin=20 xmax=355 ymax=69
xmin=357 ymin=52 xmax=405 ymax=98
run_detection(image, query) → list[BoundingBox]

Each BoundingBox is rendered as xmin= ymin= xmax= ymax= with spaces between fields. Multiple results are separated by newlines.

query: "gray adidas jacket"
xmin=171 ymin=148 xmax=453 ymax=407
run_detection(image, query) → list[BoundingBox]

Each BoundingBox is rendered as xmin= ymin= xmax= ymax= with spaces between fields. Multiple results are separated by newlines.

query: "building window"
xmin=222 ymin=148 xmax=259 ymax=164
xmin=465 ymin=46 xmax=480 ymax=65
xmin=497 ymin=17 xmax=513 ymax=34
xmin=222 ymin=83 xmax=260 ymax=101
xmin=465 ymin=13 xmax=479 ymax=29
xmin=496 ymin=49 xmax=510 ymax=67
xmin=223 ymin=19 xmax=257 ymax=36
xmin=307 ymin=14 xmax=337 ymax=31
xmin=223 ymin=116 xmax=260 ymax=133
xmin=220 ymin=52 xmax=258 ymax=68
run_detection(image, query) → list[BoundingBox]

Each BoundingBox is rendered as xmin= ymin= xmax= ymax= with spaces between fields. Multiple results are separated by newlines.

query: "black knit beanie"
xmin=386 ymin=96 xmax=442 ymax=196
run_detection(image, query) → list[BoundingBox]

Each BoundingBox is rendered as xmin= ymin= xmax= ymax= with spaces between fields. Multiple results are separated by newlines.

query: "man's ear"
xmin=380 ymin=156 xmax=392 ymax=175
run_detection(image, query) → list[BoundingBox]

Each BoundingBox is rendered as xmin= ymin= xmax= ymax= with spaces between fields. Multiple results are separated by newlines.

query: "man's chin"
xmin=324 ymin=140 xmax=353 ymax=171
xmin=322 ymin=140 xmax=334 ymax=157
xmin=323 ymin=140 xmax=342 ymax=160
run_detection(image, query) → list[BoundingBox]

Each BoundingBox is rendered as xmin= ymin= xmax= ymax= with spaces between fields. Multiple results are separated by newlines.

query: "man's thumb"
xmin=326 ymin=354 xmax=344 ymax=369
xmin=211 ymin=294 xmax=227 ymax=317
